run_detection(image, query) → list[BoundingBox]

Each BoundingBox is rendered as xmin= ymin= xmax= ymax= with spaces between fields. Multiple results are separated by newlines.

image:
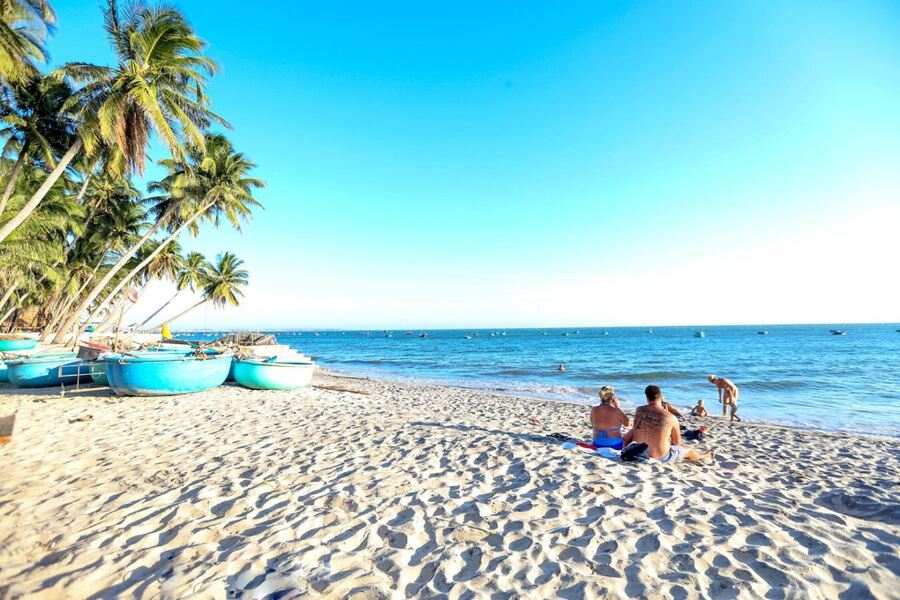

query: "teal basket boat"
xmin=232 ymin=358 xmax=315 ymax=390
xmin=5 ymin=353 xmax=92 ymax=388
xmin=0 ymin=337 xmax=38 ymax=352
xmin=103 ymin=351 xmax=231 ymax=396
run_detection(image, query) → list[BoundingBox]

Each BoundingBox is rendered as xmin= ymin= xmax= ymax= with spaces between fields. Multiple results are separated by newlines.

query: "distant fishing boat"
xmin=5 ymin=353 xmax=92 ymax=388
xmin=758 ymin=330 xmax=769 ymax=335
xmin=232 ymin=358 xmax=315 ymax=390
xmin=694 ymin=331 xmax=705 ymax=338
xmin=103 ymin=351 xmax=231 ymax=396
xmin=419 ymin=332 xmax=428 ymax=338
xmin=465 ymin=335 xmax=473 ymax=339
xmin=830 ymin=330 xmax=847 ymax=336
xmin=0 ymin=337 xmax=37 ymax=352
xmin=647 ymin=329 xmax=653 ymax=334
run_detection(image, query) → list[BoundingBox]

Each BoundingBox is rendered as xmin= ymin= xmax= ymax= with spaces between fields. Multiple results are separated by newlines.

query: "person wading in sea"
xmin=708 ymin=374 xmax=741 ymax=422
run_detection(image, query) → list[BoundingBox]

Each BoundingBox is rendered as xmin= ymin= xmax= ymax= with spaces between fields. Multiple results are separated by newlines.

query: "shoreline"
xmin=321 ymin=367 xmax=900 ymax=441
xmin=1 ymin=372 xmax=898 ymax=598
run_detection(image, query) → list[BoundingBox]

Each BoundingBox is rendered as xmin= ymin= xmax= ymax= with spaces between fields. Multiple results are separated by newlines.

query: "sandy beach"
xmin=1 ymin=372 xmax=898 ymax=599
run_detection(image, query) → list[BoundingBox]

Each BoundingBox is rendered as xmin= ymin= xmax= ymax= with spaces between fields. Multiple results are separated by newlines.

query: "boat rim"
xmin=235 ymin=359 xmax=315 ymax=368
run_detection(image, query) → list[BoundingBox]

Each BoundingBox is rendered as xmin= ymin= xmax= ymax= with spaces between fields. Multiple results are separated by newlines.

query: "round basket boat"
xmin=103 ymin=352 xmax=231 ymax=396
xmin=232 ymin=359 xmax=315 ymax=390
xmin=0 ymin=337 xmax=38 ymax=352
xmin=5 ymin=353 xmax=92 ymax=388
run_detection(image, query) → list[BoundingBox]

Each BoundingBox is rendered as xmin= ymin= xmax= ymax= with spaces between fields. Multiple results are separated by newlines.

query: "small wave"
xmin=595 ymin=370 xmax=699 ymax=382
xmin=740 ymin=380 xmax=806 ymax=391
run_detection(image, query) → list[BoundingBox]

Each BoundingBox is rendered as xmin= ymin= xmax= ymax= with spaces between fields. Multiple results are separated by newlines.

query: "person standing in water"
xmin=708 ymin=374 xmax=741 ymax=422
xmin=590 ymin=386 xmax=629 ymax=450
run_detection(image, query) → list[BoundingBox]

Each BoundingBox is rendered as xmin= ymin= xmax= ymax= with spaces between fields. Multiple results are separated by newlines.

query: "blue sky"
xmin=47 ymin=1 xmax=900 ymax=328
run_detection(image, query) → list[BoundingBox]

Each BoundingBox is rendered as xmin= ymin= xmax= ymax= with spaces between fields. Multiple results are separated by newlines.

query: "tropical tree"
xmin=137 ymin=250 xmax=206 ymax=329
xmin=39 ymin=1 xmax=227 ymax=341
xmin=0 ymin=73 xmax=75 ymax=215
xmin=59 ymin=133 xmax=263 ymax=341
xmin=153 ymin=251 xmax=246 ymax=328
xmin=39 ymin=191 xmax=145 ymax=339
xmin=0 ymin=0 xmax=56 ymax=87
xmin=93 ymin=238 xmax=182 ymax=334
xmin=0 ymin=0 xmax=225 ymax=244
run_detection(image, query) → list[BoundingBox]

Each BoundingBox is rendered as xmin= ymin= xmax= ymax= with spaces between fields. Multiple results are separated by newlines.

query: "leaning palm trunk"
xmin=137 ymin=291 xmax=180 ymax=329
xmin=153 ymin=299 xmax=206 ymax=330
xmin=0 ymin=306 xmax=15 ymax=330
xmin=0 ymin=139 xmax=83 ymax=244
xmin=95 ymin=283 xmax=147 ymax=334
xmin=94 ymin=295 xmax=128 ymax=334
xmin=0 ymin=140 xmax=30 ymax=217
xmin=81 ymin=198 xmax=216 ymax=336
xmin=50 ymin=203 xmax=177 ymax=344
xmin=0 ymin=284 xmax=17 ymax=316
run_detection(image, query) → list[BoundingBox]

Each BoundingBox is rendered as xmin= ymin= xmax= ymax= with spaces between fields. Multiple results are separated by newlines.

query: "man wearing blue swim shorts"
xmin=621 ymin=385 xmax=715 ymax=464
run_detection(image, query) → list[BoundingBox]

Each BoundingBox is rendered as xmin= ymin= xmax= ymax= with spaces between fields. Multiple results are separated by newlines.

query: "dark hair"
xmin=645 ymin=385 xmax=662 ymax=402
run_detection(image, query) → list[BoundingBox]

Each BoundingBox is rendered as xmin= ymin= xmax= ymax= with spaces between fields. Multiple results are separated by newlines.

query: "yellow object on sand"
xmin=161 ymin=324 xmax=172 ymax=339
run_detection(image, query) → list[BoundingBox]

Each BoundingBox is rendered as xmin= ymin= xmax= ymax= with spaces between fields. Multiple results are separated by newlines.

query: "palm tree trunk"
xmin=50 ymin=203 xmax=176 ymax=344
xmin=153 ymin=299 xmax=206 ymax=330
xmin=0 ymin=139 xmax=30 ymax=217
xmin=0 ymin=305 xmax=15 ymax=330
xmin=95 ymin=283 xmax=147 ymax=334
xmin=138 ymin=291 xmax=180 ymax=329
xmin=0 ymin=138 xmax=83 ymax=244
xmin=94 ymin=295 xmax=126 ymax=335
xmin=81 ymin=198 xmax=215 ymax=335
xmin=0 ymin=284 xmax=17 ymax=315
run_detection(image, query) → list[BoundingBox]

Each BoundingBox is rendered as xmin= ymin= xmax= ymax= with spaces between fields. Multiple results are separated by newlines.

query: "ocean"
xmin=181 ymin=324 xmax=900 ymax=437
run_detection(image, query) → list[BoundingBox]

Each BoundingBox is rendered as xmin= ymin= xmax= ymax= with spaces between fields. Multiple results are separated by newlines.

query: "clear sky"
xmin=46 ymin=1 xmax=900 ymax=329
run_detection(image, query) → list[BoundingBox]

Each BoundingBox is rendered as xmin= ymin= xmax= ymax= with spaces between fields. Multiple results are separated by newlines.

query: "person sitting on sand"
xmin=621 ymin=385 xmax=715 ymax=464
xmin=708 ymin=374 xmax=741 ymax=422
xmin=590 ymin=386 xmax=630 ymax=450
xmin=691 ymin=399 xmax=709 ymax=417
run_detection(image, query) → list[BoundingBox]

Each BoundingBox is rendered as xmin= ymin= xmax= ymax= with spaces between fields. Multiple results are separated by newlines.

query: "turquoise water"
xmin=181 ymin=324 xmax=900 ymax=437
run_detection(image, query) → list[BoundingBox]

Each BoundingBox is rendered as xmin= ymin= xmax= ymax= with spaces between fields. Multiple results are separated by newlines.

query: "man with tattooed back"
xmin=622 ymin=385 xmax=715 ymax=464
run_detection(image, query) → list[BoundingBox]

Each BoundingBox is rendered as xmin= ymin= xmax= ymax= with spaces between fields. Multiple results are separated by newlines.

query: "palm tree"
xmin=64 ymin=134 xmax=263 ymax=341
xmin=0 ymin=73 xmax=75 ymax=216
xmin=0 ymin=0 xmax=56 ymax=87
xmin=42 ymin=2 xmax=227 ymax=341
xmin=39 ymin=193 xmax=145 ymax=339
xmin=0 ymin=0 xmax=225 ymax=244
xmin=153 ymin=251 xmax=247 ymax=328
xmin=137 ymin=250 xmax=206 ymax=329
xmin=93 ymin=238 xmax=183 ymax=334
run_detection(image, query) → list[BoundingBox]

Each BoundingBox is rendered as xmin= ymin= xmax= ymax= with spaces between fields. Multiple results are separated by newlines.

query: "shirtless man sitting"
xmin=622 ymin=385 xmax=715 ymax=464
xmin=708 ymin=374 xmax=741 ymax=422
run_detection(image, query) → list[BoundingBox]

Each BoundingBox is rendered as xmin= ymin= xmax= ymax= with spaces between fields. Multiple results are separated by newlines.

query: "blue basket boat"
xmin=0 ymin=361 xmax=8 ymax=383
xmin=232 ymin=358 xmax=315 ymax=390
xmin=5 ymin=353 xmax=92 ymax=388
xmin=0 ymin=337 xmax=38 ymax=352
xmin=103 ymin=351 xmax=231 ymax=396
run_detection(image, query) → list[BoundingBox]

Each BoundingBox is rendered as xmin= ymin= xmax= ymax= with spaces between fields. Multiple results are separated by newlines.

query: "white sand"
xmin=1 ymin=372 xmax=898 ymax=599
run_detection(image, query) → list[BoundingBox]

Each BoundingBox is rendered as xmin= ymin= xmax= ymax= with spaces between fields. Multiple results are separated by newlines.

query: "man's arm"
xmin=620 ymin=408 xmax=630 ymax=427
xmin=670 ymin=418 xmax=682 ymax=445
